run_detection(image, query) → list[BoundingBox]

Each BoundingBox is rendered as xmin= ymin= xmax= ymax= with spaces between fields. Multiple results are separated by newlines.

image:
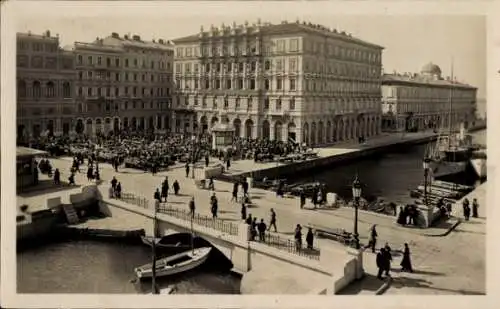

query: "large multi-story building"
xmin=72 ymin=33 xmax=174 ymax=136
xmin=381 ymin=63 xmax=477 ymax=132
xmin=172 ymin=20 xmax=384 ymax=144
xmin=17 ymin=30 xmax=76 ymax=140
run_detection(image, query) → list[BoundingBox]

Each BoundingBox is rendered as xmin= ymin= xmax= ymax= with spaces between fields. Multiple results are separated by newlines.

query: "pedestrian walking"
xmin=231 ymin=182 xmax=238 ymax=202
xmin=376 ymin=248 xmax=385 ymax=279
xmin=87 ymin=166 xmax=93 ymax=181
xmin=242 ymin=179 xmax=249 ymax=197
xmin=400 ymin=243 xmax=413 ymax=272
xmin=383 ymin=243 xmax=392 ymax=277
xmin=463 ymin=198 xmax=470 ymax=221
xmin=53 ymin=168 xmax=60 ymax=185
xmin=294 ymin=224 xmax=302 ymax=251
xmin=241 ymin=203 xmax=247 ymax=221
xmin=173 ymin=180 xmax=180 ymax=195
xmin=258 ymin=219 xmax=267 ymax=241
xmin=205 ymin=154 xmax=209 ymax=168
xmin=154 ymin=188 xmax=161 ymax=203
xmin=365 ymin=224 xmax=378 ymax=253
xmin=245 ymin=214 xmax=252 ymax=225
xmin=268 ymin=208 xmax=277 ymax=232
xmin=300 ymin=190 xmax=306 ymax=209
xmin=189 ymin=197 xmax=196 ymax=218
xmin=306 ymin=227 xmax=314 ymax=250
xmin=185 ymin=162 xmax=190 ymax=178
xmin=211 ymin=194 xmax=218 ymax=219
xmin=251 ymin=217 xmax=258 ymax=241
xmin=472 ymin=198 xmax=479 ymax=218
xmin=116 ymin=182 xmax=122 ymax=198
xmin=111 ymin=176 xmax=117 ymax=190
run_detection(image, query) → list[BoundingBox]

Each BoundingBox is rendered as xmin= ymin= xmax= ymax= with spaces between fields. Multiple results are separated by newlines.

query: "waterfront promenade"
xmin=222 ymin=131 xmax=437 ymax=177
xmin=36 ymin=153 xmax=486 ymax=295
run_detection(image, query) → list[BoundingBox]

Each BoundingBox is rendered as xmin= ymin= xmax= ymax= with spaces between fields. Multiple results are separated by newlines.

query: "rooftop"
xmin=74 ymin=33 xmax=174 ymax=52
xmin=382 ymin=73 xmax=476 ymax=89
xmin=173 ymin=20 xmax=384 ymax=49
xmin=17 ymin=147 xmax=48 ymax=158
xmin=17 ymin=30 xmax=59 ymax=42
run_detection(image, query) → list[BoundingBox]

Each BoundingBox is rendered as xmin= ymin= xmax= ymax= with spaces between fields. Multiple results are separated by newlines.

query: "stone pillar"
xmin=171 ymin=112 xmax=177 ymax=133
xmin=252 ymin=123 xmax=259 ymax=139
xmin=269 ymin=121 xmax=275 ymax=141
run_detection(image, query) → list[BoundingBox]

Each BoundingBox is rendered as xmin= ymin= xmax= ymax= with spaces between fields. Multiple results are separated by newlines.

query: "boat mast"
xmin=151 ymin=201 xmax=158 ymax=294
xmin=190 ymin=214 xmax=194 ymax=255
xmin=448 ymin=57 xmax=454 ymax=149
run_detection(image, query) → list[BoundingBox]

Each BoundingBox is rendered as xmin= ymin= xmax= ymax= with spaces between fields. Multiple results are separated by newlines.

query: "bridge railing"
xmin=118 ymin=192 xmax=149 ymax=209
xmin=157 ymin=205 xmax=239 ymax=236
xmin=261 ymin=231 xmax=320 ymax=260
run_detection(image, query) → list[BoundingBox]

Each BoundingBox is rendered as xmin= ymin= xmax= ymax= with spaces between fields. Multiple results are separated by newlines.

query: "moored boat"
xmin=135 ymin=247 xmax=212 ymax=279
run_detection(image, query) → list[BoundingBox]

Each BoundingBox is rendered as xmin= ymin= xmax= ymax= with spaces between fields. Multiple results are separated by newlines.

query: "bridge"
xmin=93 ymin=185 xmax=364 ymax=294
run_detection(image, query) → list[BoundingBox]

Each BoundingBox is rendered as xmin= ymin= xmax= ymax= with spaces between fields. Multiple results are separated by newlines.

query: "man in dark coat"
xmin=241 ymin=203 xmax=247 ymax=221
xmin=268 ymin=208 xmax=277 ymax=232
xmin=173 ymin=180 xmax=180 ymax=195
xmin=376 ymin=248 xmax=385 ymax=279
xmin=258 ymin=219 xmax=267 ymax=241
xmin=211 ymin=195 xmax=218 ymax=219
xmin=53 ymin=168 xmax=60 ymax=185
xmin=383 ymin=243 xmax=392 ymax=277
xmin=300 ymin=190 xmax=306 ymax=209
xmin=472 ymin=198 xmax=479 ymax=218
xmin=245 ymin=214 xmax=253 ymax=225
xmin=154 ymin=188 xmax=161 ymax=203
xmin=242 ymin=179 xmax=249 ymax=197
xmin=185 ymin=162 xmax=190 ymax=178
xmin=205 ymin=154 xmax=209 ymax=167
xmin=306 ymin=227 xmax=314 ymax=250
xmin=188 ymin=197 xmax=195 ymax=218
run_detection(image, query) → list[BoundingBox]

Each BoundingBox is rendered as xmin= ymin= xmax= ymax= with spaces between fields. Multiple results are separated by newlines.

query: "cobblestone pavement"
xmin=43 ymin=156 xmax=485 ymax=295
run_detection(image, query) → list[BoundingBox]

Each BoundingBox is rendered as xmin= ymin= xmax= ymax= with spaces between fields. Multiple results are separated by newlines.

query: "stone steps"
xmin=62 ymin=204 xmax=80 ymax=225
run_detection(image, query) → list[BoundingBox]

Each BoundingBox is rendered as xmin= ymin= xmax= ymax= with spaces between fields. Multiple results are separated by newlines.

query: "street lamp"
xmin=352 ymin=176 xmax=362 ymax=249
xmin=191 ymin=135 xmax=197 ymax=179
xmin=422 ymin=157 xmax=431 ymax=206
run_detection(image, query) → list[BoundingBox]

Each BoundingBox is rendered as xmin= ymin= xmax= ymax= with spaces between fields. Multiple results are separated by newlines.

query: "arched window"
xmin=18 ymin=80 xmax=26 ymax=98
xmin=33 ymin=81 xmax=41 ymax=98
xmin=63 ymin=82 xmax=71 ymax=98
xmin=46 ymin=81 xmax=55 ymax=97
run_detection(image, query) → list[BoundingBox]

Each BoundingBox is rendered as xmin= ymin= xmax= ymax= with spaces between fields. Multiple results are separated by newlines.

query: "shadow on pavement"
xmin=390 ymin=275 xmax=484 ymax=295
xmin=337 ymin=274 xmax=386 ymax=295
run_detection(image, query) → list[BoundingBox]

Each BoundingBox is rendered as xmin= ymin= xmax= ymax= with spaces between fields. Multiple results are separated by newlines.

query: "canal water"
xmin=289 ymin=129 xmax=486 ymax=204
xmin=17 ymin=130 xmax=485 ymax=294
xmin=17 ymin=239 xmax=241 ymax=294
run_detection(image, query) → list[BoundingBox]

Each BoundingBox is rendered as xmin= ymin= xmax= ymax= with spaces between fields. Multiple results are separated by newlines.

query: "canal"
xmin=17 ymin=130 xmax=485 ymax=294
xmin=289 ymin=129 xmax=486 ymax=204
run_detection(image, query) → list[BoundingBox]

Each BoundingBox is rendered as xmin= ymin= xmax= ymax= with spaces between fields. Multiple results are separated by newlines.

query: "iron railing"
xmin=157 ymin=204 xmax=239 ymax=236
xmin=253 ymin=230 xmax=320 ymax=260
xmin=117 ymin=192 xmax=150 ymax=209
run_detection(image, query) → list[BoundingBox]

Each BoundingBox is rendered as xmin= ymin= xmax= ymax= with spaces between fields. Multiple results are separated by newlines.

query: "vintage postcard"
xmin=1 ymin=0 xmax=497 ymax=308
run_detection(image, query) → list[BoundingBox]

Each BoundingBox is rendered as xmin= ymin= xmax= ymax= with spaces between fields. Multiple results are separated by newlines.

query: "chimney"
xmin=158 ymin=39 xmax=164 ymax=44
xmin=111 ymin=32 xmax=119 ymax=38
xmin=124 ymin=34 xmax=129 ymax=40
xmin=132 ymin=35 xmax=140 ymax=41
xmin=46 ymin=30 xmax=51 ymax=37
xmin=152 ymin=39 xmax=156 ymax=43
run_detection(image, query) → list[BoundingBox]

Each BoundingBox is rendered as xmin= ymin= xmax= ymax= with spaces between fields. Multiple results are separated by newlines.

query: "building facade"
xmin=172 ymin=20 xmax=384 ymax=144
xmin=381 ymin=63 xmax=477 ymax=132
xmin=17 ymin=30 xmax=76 ymax=140
xmin=73 ymin=33 xmax=174 ymax=136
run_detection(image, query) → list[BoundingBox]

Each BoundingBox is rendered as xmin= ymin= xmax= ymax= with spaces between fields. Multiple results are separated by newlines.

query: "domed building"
xmin=381 ymin=62 xmax=477 ymax=132
xmin=420 ymin=62 xmax=442 ymax=79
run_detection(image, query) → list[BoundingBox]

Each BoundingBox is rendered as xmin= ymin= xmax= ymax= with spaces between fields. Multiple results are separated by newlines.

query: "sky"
xmin=11 ymin=2 xmax=486 ymax=99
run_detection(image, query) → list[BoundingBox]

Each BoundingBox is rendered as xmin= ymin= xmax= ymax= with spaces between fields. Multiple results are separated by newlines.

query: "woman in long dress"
xmin=400 ymin=243 xmax=413 ymax=272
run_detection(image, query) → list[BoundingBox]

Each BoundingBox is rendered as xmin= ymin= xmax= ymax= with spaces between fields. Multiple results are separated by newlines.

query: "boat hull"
xmin=430 ymin=161 xmax=468 ymax=179
xmin=470 ymin=158 xmax=487 ymax=179
xmin=135 ymin=247 xmax=212 ymax=279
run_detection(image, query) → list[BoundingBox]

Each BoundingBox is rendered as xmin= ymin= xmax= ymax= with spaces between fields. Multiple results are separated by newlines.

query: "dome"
xmin=421 ymin=62 xmax=442 ymax=76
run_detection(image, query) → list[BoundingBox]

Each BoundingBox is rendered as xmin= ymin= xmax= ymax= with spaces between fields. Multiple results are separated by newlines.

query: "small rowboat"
xmin=135 ymin=247 xmax=212 ymax=279
xmin=140 ymin=236 xmax=190 ymax=249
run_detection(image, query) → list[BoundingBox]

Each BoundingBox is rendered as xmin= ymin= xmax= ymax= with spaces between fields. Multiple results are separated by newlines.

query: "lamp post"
xmin=422 ymin=157 xmax=431 ymax=207
xmin=191 ymin=135 xmax=197 ymax=179
xmin=352 ymin=176 xmax=362 ymax=249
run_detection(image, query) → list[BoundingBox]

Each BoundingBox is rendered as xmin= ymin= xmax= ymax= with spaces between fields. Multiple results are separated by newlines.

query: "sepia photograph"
xmin=1 ymin=0 xmax=495 ymax=308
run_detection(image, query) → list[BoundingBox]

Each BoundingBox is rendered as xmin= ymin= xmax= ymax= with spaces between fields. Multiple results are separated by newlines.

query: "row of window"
xmin=78 ymin=100 xmax=170 ymax=114
xmin=175 ymin=77 xmax=297 ymax=91
xmin=18 ymin=80 xmax=71 ymax=98
xmin=77 ymin=86 xmax=170 ymax=97
xmin=17 ymin=41 xmax=58 ymax=53
xmin=385 ymin=101 xmax=472 ymax=114
xmin=76 ymin=55 xmax=170 ymax=70
xmin=303 ymin=40 xmax=380 ymax=64
xmin=176 ymin=59 xmax=298 ymax=74
xmin=182 ymin=96 xmax=297 ymax=111
xmin=303 ymin=80 xmax=379 ymax=93
xmin=17 ymin=55 xmax=74 ymax=70
xmin=77 ymin=71 xmax=171 ymax=83
xmin=383 ymin=86 xmax=476 ymax=99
